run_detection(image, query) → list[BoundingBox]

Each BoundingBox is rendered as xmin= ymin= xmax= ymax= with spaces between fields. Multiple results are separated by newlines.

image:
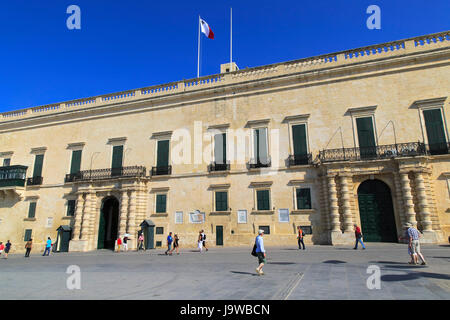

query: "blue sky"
xmin=0 ymin=0 xmax=449 ymax=112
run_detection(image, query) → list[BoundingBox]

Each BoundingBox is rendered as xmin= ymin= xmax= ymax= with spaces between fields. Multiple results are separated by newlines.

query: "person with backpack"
xmin=24 ymin=239 xmax=32 ymax=257
xmin=353 ymin=224 xmax=366 ymax=250
xmin=297 ymin=226 xmax=306 ymax=250
xmin=201 ymin=230 xmax=208 ymax=251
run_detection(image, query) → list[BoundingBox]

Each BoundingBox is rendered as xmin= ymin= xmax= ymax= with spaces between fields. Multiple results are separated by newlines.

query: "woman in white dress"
xmin=198 ymin=232 xmax=203 ymax=252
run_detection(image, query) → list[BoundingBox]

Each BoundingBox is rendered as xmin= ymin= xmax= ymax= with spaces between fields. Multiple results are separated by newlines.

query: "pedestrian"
xmin=400 ymin=223 xmax=427 ymax=265
xmin=3 ymin=240 xmax=11 ymax=259
xmin=138 ymin=233 xmax=145 ymax=251
xmin=198 ymin=231 xmax=203 ymax=253
xmin=255 ymin=229 xmax=266 ymax=275
xmin=165 ymin=232 xmax=173 ymax=255
xmin=353 ymin=224 xmax=366 ymax=250
xmin=172 ymin=234 xmax=180 ymax=255
xmin=297 ymin=226 xmax=305 ymax=250
xmin=201 ymin=230 xmax=208 ymax=251
xmin=24 ymin=239 xmax=32 ymax=257
xmin=43 ymin=237 xmax=52 ymax=256
xmin=116 ymin=237 xmax=122 ymax=252
xmin=123 ymin=235 xmax=128 ymax=251
xmin=0 ymin=242 xmax=4 ymax=257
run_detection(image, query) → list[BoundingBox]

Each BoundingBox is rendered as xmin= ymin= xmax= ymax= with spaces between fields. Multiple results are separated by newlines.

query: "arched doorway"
xmin=97 ymin=197 xmax=120 ymax=250
xmin=357 ymin=179 xmax=397 ymax=242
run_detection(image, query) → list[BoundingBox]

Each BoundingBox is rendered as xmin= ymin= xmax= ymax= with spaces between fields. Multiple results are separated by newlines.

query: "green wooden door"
xmin=214 ymin=133 xmax=227 ymax=164
xmin=111 ymin=146 xmax=123 ymax=176
xmin=33 ymin=154 xmax=44 ymax=177
xmin=292 ymin=124 xmax=308 ymax=163
xmin=157 ymin=140 xmax=169 ymax=168
xmin=356 ymin=117 xmax=377 ymax=159
xmin=144 ymin=226 xmax=155 ymax=249
xmin=216 ymin=226 xmax=223 ymax=246
xmin=97 ymin=209 xmax=106 ymax=249
xmin=60 ymin=231 xmax=71 ymax=252
xmin=70 ymin=150 xmax=82 ymax=174
xmin=358 ymin=180 xmax=397 ymax=242
xmin=424 ymin=109 xmax=447 ymax=155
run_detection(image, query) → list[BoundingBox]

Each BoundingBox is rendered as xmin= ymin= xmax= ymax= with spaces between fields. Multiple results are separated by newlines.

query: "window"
xmin=237 ymin=210 xmax=247 ymax=224
xmin=256 ymin=189 xmax=270 ymax=211
xmin=24 ymin=229 xmax=32 ymax=241
xmin=155 ymin=194 xmax=167 ymax=213
xmin=156 ymin=227 xmax=164 ymax=235
xmin=28 ymin=202 xmax=36 ymax=218
xmin=33 ymin=154 xmax=44 ymax=177
xmin=215 ymin=191 xmax=228 ymax=211
xmin=157 ymin=140 xmax=170 ymax=168
xmin=292 ymin=124 xmax=308 ymax=157
xmin=214 ymin=133 xmax=227 ymax=164
xmin=111 ymin=145 xmax=123 ymax=176
xmin=296 ymin=188 xmax=312 ymax=210
xmin=3 ymin=158 xmax=10 ymax=167
xmin=70 ymin=150 xmax=82 ymax=174
xmin=356 ymin=117 xmax=377 ymax=159
xmin=67 ymin=200 xmax=76 ymax=216
xmin=46 ymin=217 xmax=53 ymax=228
xmin=423 ymin=109 xmax=448 ymax=155
xmin=278 ymin=208 xmax=289 ymax=222
xmin=259 ymin=226 xmax=270 ymax=235
xmin=175 ymin=211 xmax=183 ymax=224
xmin=253 ymin=128 xmax=269 ymax=165
xmin=156 ymin=241 xmax=162 ymax=247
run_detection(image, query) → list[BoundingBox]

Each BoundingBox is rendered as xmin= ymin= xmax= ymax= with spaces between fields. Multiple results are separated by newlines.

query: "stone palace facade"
xmin=0 ymin=31 xmax=449 ymax=252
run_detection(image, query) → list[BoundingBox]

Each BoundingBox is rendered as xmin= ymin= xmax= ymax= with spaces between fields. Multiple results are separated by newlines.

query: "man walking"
xmin=297 ymin=226 xmax=305 ymax=250
xmin=24 ymin=239 xmax=32 ymax=257
xmin=401 ymin=223 xmax=427 ymax=265
xmin=3 ymin=240 xmax=11 ymax=259
xmin=255 ymin=230 xmax=266 ymax=275
xmin=353 ymin=224 xmax=366 ymax=250
xmin=43 ymin=237 xmax=52 ymax=256
xmin=201 ymin=230 xmax=208 ymax=251
xmin=165 ymin=232 xmax=173 ymax=255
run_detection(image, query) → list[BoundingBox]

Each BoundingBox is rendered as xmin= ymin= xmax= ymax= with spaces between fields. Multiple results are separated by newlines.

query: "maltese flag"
xmin=200 ymin=18 xmax=214 ymax=39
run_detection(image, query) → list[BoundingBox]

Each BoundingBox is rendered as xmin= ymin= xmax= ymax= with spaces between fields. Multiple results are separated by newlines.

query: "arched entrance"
xmin=98 ymin=197 xmax=120 ymax=250
xmin=357 ymin=179 xmax=397 ymax=242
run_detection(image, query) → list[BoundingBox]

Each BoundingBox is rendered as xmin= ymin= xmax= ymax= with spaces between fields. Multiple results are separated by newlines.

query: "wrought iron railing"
xmin=208 ymin=162 xmax=230 ymax=172
xmin=27 ymin=176 xmax=43 ymax=186
xmin=288 ymin=154 xmax=313 ymax=166
xmin=150 ymin=165 xmax=172 ymax=176
xmin=65 ymin=166 xmax=146 ymax=182
xmin=319 ymin=142 xmax=427 ymax=162
xmin=248 ymin=157 xmax=272 ymax=169
xmin=0 ymin=165 xmax=28 ymax=187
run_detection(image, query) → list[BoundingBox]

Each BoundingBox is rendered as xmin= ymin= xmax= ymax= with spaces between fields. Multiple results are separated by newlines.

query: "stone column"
xmin=80 ymin=192 xmax=93 ymax=241
xmin=339 ymin=174 xmax=353 ymax=233
xmin=400 ymin=171 xmax=417 ymax=227
xmin=72 ymin=192 xmax=85 ymax=240
xmin=88 ymin=192 xmax=98 ymax=250
xmin=127 ymin=190 xmax=137 ymax=249
xmin=415 ymin=172 xmax=432 ymax=232
xmin=327 ymin=174 xmax=340 ymax=232
xmin=119 ymin=190 xmax=129 ymax=237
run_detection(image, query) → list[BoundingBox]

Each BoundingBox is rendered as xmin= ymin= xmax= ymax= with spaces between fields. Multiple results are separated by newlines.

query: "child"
xmin=116 ymin=237 xmax=122 ymax=252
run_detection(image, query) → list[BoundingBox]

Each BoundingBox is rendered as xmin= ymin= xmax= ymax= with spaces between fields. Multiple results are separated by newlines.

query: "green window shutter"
xmin=356 ymin=117 xmax=376 ymax=148
xmin=156 ymin=194 xmax=167 ymax=213
xmin=157 ymin=140 xmax=170 ymax=167
xmin=24 ymin=229 xmax=32 ymax=241
xmin=424 ymin=109 xmax=447 ymax=154
xmin=254 ymin=128 xmax=268 ymax=164
xmin=111 ymin=146 xmax=123 ymax=169
xmin=28 ymin=202 xmax=36 ymax=218
xmin=215 ymin=191 xmax=228 ymax=211
xmin=33 ymin=154 xmax=44 ymax=177
xmin=297 ymin=188 xmax=312 ymax=210
xmin=292 ymin=124 xmax=308 ymax=156
xmin=67 ymin=200 xmax=76 ymax=216
xmin=3 ymin=158 xmax=11 ymax=166
xmin=214 ymin=133 xmax=227 ymax=164
xmin=257 ymin=190 xmax=270 ymax=211
xmin=70 ymin=150 xmax=82 ymax=174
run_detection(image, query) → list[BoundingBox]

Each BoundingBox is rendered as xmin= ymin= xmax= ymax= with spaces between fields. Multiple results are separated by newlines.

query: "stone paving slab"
xmin=0 ymin=243 xmax=449 ymax=300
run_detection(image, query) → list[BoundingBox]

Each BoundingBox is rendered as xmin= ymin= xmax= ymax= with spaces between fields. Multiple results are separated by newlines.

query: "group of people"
xmin=0 ymin=240 xmax=12 ymax=259
xmin=164 ymin=230 xmax=208 ymax=255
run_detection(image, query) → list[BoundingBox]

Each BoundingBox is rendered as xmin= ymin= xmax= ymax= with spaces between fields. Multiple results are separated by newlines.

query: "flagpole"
xmin=197 ymin=15 xmax=201 ymax=78
xmin=230 ymin=7 xmax=232 ymax=67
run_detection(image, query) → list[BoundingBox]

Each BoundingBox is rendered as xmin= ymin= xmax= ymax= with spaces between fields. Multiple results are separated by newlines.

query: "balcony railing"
xmin=248 ymin=157 xmax=271 ymax=169
xmin=319 ymin=142 xmax=427 ymax=162
xmin=27 ymin=176 xmax=43 ymax=186
xmin=65 ymin=166 xmax=146 ymax=182
xmin=150 ymin=165 xmax=172 ymax=176
xmin=288 ymin=154 xmax=313 ymax=166
xmin=208 ymin=162 xmax=230 ymax=172
xmin=0 ymin=165 xmax=28 ymax=187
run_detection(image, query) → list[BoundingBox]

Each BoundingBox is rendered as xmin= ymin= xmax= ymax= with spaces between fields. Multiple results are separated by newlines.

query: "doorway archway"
xmin=357 ymin=179 xmax=397 ymax=242
xmin=98 ymin=197 xmax=120 ymax=250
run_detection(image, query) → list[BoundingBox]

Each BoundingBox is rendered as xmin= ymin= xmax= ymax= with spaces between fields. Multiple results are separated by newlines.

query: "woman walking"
xmin=173 ymin=234 xmax=180 ymax=255
xmin=198 ymin=231 xmax=203 ymax=253
xmin=24 ymin=239 xmax=32 ymax=258
xmin=138 ymin=233 xmax=145 ymax=251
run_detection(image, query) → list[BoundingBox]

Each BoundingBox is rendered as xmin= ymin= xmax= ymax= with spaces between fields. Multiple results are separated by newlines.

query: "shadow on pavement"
xmin=369 ymin=261 xmax=408 ymax=265
xmin=431 ymin=256 xmax=450 ymax=260
xmin=230 ymin=271 xmax=259 ymax=276
xmin=322 ymin=260 xmax=347 ymax=264
xmin=268 ymin=262 xmax=296 ymax=265
xmin=382 ymin=271 xmax=450 ymax=282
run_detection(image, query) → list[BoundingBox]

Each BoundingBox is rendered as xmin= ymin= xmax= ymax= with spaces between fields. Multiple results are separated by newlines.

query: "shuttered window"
xmin=28 ymin=202 xmax=36 ymax=218
xmin=33 ymin=154 xmax=44 ymax=177
xmin=424 ymin=109 xmax=447 ymax=155
xmin=24 ymin=229 xmax=32 ymax=241
xmin=214 ymin=133 xmax=227 ymax=164
xmin=254 ymin=128 xmax=268 ymax=164
xmin=157 ymin=140 xmax=170 ymax=167
xmin=257 ymin=190 xmax=270 ymax=211
xmin=156 ymin=194 xmax=167 ymax=213
xmin=292 ymin=124 xmax=307 ymax=156
xmin=3 ymin=158 xmax=10 ymax=167
xmin=356 ymin=117 xmax=376 ymax=159
xmin=111 ymin=146 xmax=123 ymax=169
xmin=215 ymin=191 xmax=228 ymax=211
xmin=296 ymin=188 xmax=312 ymax=210
xmin=70 ymin=150 xmax=82 ymax=174
xmin=67 ymin=200 xmax=76 ymax=216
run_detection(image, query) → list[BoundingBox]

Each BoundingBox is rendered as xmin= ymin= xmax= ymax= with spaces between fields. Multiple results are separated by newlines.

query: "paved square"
xmin=0 ymin=243 xmax=449 ymax=300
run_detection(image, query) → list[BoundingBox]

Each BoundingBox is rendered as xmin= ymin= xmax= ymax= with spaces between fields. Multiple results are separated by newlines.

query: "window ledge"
xmin=62 ymin=216 xmax=74 ymax=219
xmin=251 ymin=210 xmax=274 ymax=215
xmin=210 ymin=211 xmax=231 ymax=215
xmin=291 ymin=209 xmax=315 ymax=215
xmin=24 ymin=218 xmax=36 ymax=221
xmin=151 ymin=213 xmax=168 ymax=217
